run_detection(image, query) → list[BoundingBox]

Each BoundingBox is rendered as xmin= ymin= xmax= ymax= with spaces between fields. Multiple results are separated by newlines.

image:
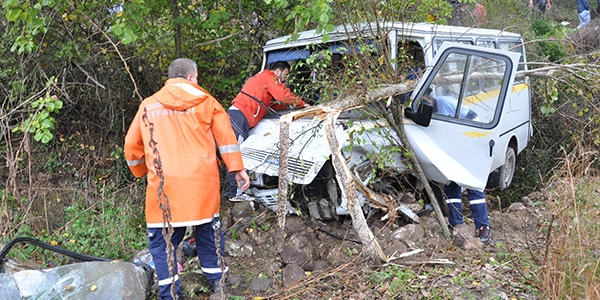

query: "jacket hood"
xmin=153 ymin=78 xmax=211 ymax=110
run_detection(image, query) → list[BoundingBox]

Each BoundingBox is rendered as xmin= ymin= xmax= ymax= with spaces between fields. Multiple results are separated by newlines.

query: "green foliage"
xmin=530 ymin=19 xmax=567 ymax=62
xmin=3 ymin=0 xmax=51 ymax=54
xmin=230 ymin=227 xmax=239 ymax=240
xmin=2 ymin=189 xmax=146 ymax=264
xmin=11 ymin=77 xmax=63 ymax=143
xmin=367 ymin=265 xmax=421 ymax=296
xmin=53 ymin=196 xmax=146 ymax=260
xmin=268 ymin=0 xmax=460 ymax=46
xmin=266 ymin=0 xmax=335 ymax=41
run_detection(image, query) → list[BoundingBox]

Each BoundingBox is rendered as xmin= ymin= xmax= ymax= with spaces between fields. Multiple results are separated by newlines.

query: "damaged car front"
xmin=239 ymin=22 xmax=530 ymax=222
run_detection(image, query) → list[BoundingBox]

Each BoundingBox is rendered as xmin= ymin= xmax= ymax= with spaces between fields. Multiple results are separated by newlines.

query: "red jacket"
xmin=124 ymin=78 xmax=244 ymax=228
xmin=231 ymin=69 xmax=306 ymax=128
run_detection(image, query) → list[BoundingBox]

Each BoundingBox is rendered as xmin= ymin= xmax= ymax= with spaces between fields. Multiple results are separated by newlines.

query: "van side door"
xmin=405 ymin=42 xmax=521 ymax=190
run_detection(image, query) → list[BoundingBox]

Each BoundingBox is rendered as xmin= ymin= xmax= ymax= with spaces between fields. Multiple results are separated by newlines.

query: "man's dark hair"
xmin=268 ymin=61 xmax=291 ymax=72
xmin=168 ymin=58 xmax=197 ymax=79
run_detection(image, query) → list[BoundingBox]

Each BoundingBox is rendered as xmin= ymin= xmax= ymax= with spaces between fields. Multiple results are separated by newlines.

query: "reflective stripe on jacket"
xmin=124 ymin=78 xmax=244 ymax=228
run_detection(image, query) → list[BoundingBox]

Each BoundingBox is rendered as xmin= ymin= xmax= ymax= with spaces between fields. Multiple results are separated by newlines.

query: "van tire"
xmin=488 ymin=146 xmax=516 ymax=191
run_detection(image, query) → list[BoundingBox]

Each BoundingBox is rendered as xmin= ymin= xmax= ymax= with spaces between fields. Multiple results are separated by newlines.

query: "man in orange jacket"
xmin=226 ymin=61 xmax=307 ymax=201
xmin=125 ymin=58 xmax=249 ymax=299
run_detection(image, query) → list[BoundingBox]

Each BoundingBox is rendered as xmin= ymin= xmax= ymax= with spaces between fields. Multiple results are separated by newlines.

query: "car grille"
xmin=242 ymin=148 xmax=316 ymax=184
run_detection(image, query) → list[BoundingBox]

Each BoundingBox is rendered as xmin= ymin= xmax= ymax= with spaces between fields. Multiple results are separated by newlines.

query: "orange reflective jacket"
xmin=231 ymin=69 xmax=305 ymax=128
xmin=125 ymin=78 xmax=244 ymax=228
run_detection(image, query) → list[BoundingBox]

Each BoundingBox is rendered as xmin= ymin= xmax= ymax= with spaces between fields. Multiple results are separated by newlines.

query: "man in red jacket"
xmin=125 ymin=58 xmax=250 ymax=298
xmin=226 ymin=61 xmax=308 ymax=201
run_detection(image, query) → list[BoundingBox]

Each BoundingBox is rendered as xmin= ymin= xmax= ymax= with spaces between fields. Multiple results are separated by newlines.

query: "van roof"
xmin=264 ymin=22 xmax=523 ymax=52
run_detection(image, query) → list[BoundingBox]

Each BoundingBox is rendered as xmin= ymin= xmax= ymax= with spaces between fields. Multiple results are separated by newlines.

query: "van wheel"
xmin=489 ymin=146 xmax=516 ymax=191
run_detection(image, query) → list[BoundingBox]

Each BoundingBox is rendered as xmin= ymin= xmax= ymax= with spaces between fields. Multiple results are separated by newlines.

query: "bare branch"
xmin=77 ymin=12 xmax=143 ymax=102
xmin=191 ymin=28 xmax=251 ymax=50
xmin=73 ymin=61 xmax=106 ymax=90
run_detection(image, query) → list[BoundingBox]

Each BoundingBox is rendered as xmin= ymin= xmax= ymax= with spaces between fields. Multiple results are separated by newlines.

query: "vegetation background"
xmin=0 ymin=0 xmax=599 ymax=298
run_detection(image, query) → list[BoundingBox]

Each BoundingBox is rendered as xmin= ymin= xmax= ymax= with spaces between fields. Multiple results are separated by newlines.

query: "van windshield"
xmin=265 ymin=38 xmax=424 ymax=106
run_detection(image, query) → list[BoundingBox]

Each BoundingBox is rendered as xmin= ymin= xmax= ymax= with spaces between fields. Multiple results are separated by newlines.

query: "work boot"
xmin=478 ymin=226 xmax=492 ymax=244
xmin=229 ymin=193 xmax=255 ymax=202
xmin=577 ymin=10 xmax=591 ymax=29
xmin=212 ymin=281 xmax=223 ymax=293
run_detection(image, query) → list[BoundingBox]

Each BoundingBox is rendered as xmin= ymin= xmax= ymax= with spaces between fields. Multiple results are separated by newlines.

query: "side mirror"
xmin=405 ymin=101 xmax=433 ymax=127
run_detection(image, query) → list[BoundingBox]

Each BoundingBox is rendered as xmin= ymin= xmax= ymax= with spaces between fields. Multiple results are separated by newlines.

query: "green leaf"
xmin=325 ymin=24 xmax=335 ymax=32
xmin=110 ymin=24 xmax=124 ymax=35
xmin=41 ymin=132 xmax=52 ymax=143
xmin=6 ymin=7 xmax=22 ymax=22
xmin=319 ymin=13 xmax=329 ymax=23
xmin=34 ymin=131 xmax=43 ymax=141
xmin=41 ymin=119 xmax=53 ymax=129
xmin=322 ymin=34 xmax=331 ymax=43
xmin=120 ymin=29 xmax=138 ymax=45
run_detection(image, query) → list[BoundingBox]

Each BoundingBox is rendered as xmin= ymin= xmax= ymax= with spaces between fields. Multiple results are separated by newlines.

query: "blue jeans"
xmin=226 ymin=109 xmax=250 ymax=198
xmin=148 ymin=218 xmax=227 ymax=300
xmin=444 ymin=182 xmax=490 ymax=229
xmin=578 ymin=0 xmax=590 ymax=13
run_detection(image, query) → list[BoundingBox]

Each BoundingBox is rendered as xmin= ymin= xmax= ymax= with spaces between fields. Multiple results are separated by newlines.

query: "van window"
xmin=266 ymin=48 xmax=311 ymax=65
xmin=423 ymin=51 xmax=509 ymax=125
xmin=397 ymin=40 xmax=425 ymax=79
xmin=498 ymin=41 xmax=525 ymax=73
xmin=433 ymin=39 xmax=472 ymax=55
xmin=476 ymin=39 xmax=496 ymax=49
xmin=278 ymin=38 xmax=392 ymax=104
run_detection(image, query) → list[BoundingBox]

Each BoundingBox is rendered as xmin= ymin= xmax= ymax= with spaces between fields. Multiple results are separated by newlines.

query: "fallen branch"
xmin=191 ymin=28 xmax=251 ymax=50
xmin=387 ymin=248 xmax=424 ymax=261
xmin=383 ymin=259 xmax=455 ymax=266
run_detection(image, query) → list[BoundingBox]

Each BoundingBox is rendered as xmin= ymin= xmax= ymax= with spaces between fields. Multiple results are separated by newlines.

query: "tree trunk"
xmin=323 ymin=112 xmax=386 ymax=262
xmin=275 ymin=116 xmax=291 ymax=253
xmin=171 ymin=0 xmax=181 ymax=58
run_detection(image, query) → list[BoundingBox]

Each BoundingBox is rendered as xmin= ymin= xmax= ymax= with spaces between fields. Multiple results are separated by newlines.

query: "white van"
xmin=240 ymin=22 xmax=531 ymax=219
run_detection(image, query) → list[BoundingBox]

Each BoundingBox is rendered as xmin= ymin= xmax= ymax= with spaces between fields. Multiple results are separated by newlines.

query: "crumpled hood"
xmin=153 ymin=78 xmax=210 ymax=110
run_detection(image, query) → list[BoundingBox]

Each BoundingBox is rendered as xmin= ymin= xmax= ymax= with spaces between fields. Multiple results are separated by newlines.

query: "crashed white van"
xmin=240 ymin=22 xmax=531 ymax=220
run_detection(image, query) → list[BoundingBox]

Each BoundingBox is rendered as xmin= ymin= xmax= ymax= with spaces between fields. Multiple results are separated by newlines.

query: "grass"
xmin=539 ymin=177 xmax=600 ymax=298
xmin=2 ymin=183 xmax=147 ymax=264
xmin=537 ymin=144 xmax=600 ymax=299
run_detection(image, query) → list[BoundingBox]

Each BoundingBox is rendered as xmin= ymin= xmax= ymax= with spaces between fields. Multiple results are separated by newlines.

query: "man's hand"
xmin=234 ymin=170 xmax=250 ymax=192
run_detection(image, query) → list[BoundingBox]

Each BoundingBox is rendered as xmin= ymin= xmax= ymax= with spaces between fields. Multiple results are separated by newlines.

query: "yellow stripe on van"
xmin=463 ymin=83 xmax=529 ymax=105
xmin=512 ymin=82 xmax=529 ymax=92
xmin=462 ymin=131 xmax=493 ymax=138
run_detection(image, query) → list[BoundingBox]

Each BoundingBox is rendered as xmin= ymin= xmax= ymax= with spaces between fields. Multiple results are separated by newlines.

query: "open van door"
xmin=405 ymin=42 xmax=521 ymax=191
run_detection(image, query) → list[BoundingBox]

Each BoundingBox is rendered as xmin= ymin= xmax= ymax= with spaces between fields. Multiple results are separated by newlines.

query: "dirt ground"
xmin=176 ymin=189 xmax=548 ymax=300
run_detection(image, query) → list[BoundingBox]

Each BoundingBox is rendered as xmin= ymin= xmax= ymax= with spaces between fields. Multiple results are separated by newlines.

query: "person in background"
xmin=475 ymin=2 xmax=487 ymax=23
xmin=576 ymin=0 xmax=591 ymax=28
xmin=226 ymin=60 xmax=308 ymax=201
xmin=125 ymin=58 xmax=250 ymax=298
xmin=529 ymin=0 xmax=551 ymax=17
xmin=422 ymin=88 xmax=491 ymax=243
